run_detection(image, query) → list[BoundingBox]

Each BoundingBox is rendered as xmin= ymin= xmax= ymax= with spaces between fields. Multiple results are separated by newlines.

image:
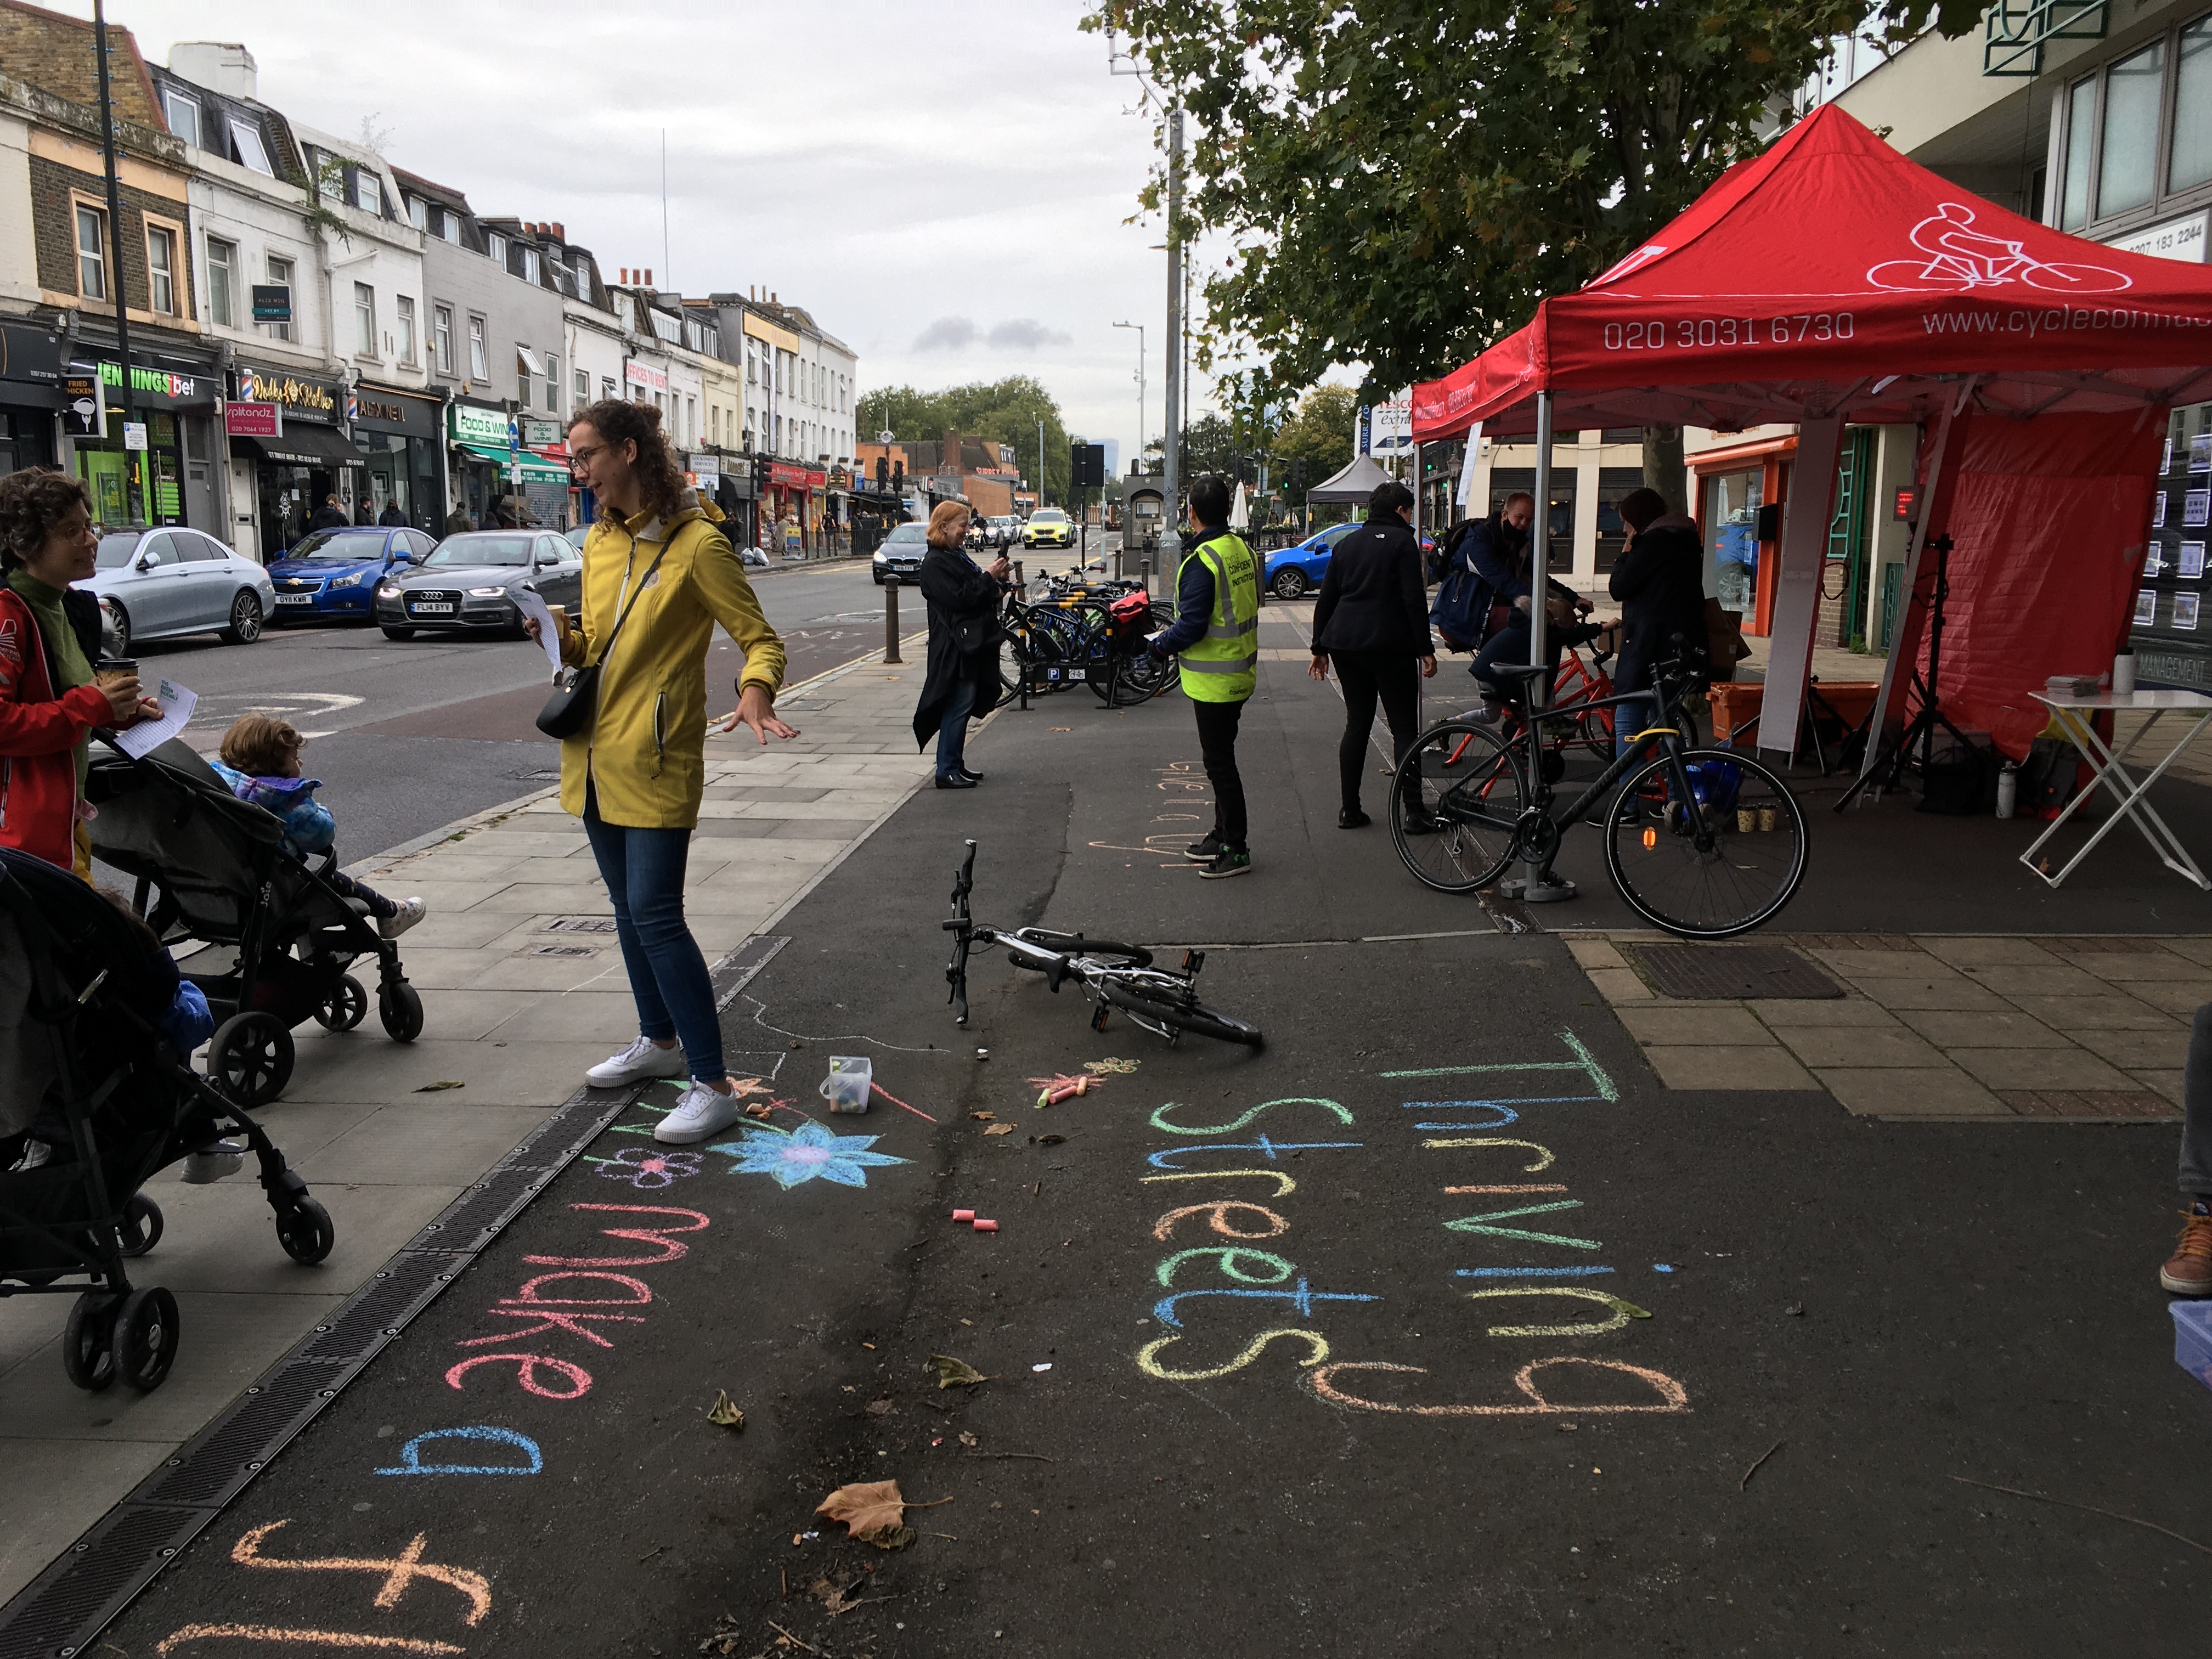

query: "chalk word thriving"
xmin=374 ymin=1426 xmax=544 ymax=1477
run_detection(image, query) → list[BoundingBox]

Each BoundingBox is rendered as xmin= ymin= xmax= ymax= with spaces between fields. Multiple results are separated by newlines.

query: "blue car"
xmin=266 ymin=526 xmax=438 ymax=623
xmin=1262 ymin=522 xmax=1362 ymax=599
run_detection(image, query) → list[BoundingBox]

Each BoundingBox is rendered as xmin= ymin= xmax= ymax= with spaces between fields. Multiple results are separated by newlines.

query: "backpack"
xmin=1428 ymin=525 xmax=1487 ymax=651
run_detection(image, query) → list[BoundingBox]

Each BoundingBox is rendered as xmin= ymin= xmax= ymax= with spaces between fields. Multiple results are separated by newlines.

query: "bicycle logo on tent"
xmin=1867 ymin=202 xmax=2131 ymax=294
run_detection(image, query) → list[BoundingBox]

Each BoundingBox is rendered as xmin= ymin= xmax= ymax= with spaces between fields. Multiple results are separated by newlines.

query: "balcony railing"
xmin=1984 ymin=0 xmax=2108 ymax=76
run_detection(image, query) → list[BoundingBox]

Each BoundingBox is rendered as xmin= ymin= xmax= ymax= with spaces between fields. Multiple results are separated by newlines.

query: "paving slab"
xmin=1640 ymin=1043 xmax=1819 ymax=1090
xmin=2005 ymin=992 xmax=2182 ymax=1029
xmin=1895 ymin=1008 xmax=2081 ymax=1048
xmin=1814 ymin=1065 xmax=2011 ymax=1116
xmin=1774 ymin=1024 xmax=1949 ymax=1068
xmin=1951 ymin=1045 xmax=2137 ymax=1091
xmin=1616 ymin=1005 xmax=1771 ymax=1046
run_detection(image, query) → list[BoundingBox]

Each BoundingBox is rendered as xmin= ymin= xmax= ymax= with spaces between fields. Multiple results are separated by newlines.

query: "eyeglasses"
xmin=569 ymin=442 xmax=604 ymax=466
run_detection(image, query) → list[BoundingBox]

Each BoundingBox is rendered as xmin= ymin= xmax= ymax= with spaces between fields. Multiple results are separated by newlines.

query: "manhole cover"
xmin=1622 ymin=943 xmax=1842 ymax=1000
xmin=525 ymin=943 xmax=597 ymax=958
xmin=544 ymin=916 xmax=619 ymax=933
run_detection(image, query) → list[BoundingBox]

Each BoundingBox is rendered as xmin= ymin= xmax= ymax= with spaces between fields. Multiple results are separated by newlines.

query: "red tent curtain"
xmin=1921 ymin=410 xmax=2161 ymax=759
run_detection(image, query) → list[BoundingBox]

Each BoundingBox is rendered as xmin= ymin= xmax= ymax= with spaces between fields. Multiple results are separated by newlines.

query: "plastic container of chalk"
xmin=2171 ymin=1300 xmax=2212 ymax=1392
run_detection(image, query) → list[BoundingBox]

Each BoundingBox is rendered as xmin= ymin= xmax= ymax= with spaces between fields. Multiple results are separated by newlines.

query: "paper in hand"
xmin=115 ymin=677 xmax=196 ymax=758
xmin=512 ymin=585 xmax=565 ymax=674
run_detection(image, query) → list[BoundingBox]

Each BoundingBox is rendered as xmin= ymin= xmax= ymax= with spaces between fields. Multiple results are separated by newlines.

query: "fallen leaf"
xmin=865 ymin=1398 xmax=895 ymax=1417
xmin=927 ymin=1353 xmax=994 ymax=1389
xmin=744 ymin=1102 xmax=773 ymax=1121
xmin=983 ymin=1123 xmax=1016 ymax=1137
xmin=859 ymin=1523 xmax=915 ymax=1550
xmin=958 ymin=1431 xmax=978 ymax=1448
xmin=812 ymin=1572 xmax=868 ymax=1615
xmin=969 ymin=1111 xmax=996 ymax=1121
xmin=414 ymin=1080 xmax=466 ymax=1092
xmin=1784 ymin=1302 xmax=1804 ymax=1317
xmin=707 ymin=1390 xmax=745 ymax=1430
xmin=1030 ymin=1133 xmax=1065 ymax=1146
xmin=818 ymin=1479 xmax=906 ymax=1539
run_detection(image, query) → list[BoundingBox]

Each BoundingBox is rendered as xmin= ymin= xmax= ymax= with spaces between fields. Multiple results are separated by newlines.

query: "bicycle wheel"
xmin=1098 ymin=976 xmax=1265 ymax=1048
xmin=1603 ymin=746 xmax=1807 ymax=938
xmin=1391 ymin=720 xmax=1526 ymax=893
xmin=1575 ymin=701 xmax=1613 ymax=761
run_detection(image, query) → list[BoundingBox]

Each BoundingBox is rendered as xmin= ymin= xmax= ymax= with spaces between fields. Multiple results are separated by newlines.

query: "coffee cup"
xmin=95 ymin=658 xmax=137 ymax=687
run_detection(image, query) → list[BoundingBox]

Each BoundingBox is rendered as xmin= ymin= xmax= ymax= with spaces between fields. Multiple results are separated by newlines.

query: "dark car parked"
xmin=268 ymin=526 xmax=436 ymax=624
xmin=371 ymin=531 xmax=582 ymax=640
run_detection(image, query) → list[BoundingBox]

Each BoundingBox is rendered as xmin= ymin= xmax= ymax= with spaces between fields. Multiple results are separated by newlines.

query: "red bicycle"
xmin=1447 ymin=640 xmax=1618 ymax=771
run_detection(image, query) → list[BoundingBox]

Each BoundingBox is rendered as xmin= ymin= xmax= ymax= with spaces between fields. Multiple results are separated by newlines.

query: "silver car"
xmin=87 ymin=527 xmax=278 ymax=654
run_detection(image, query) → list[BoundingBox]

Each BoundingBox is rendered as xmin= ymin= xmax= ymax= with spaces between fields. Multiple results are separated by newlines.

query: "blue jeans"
xmin=936 ymin=676 xmax=978 ymax=778
xmin=1613 ymin=691 xmax=1660 ymax=761
xmin=582 ymin=786 xmax=724 ymax=1084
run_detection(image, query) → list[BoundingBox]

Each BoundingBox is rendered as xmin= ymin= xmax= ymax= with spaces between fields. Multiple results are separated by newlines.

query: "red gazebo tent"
xmin=1412 ymin=103 xmax=2212 ymax=765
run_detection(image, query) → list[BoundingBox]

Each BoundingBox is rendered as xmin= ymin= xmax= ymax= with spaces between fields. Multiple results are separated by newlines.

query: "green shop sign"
xmin=449 ymin=403 xmax=510 ymax=447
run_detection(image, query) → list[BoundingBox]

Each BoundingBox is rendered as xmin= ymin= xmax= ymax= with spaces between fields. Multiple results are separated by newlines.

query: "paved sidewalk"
xmin=0 ymin=631 xmax=932 ymax=1604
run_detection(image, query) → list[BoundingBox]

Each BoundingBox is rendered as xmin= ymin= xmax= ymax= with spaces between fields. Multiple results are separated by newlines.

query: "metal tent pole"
xmin=1503 ymin=390 xmax=1574 ymax=904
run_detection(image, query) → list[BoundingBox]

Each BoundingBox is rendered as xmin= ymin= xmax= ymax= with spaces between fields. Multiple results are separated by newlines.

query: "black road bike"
xmin=1390 ymin=649 xmax=1808 ymax=938
xmin=943 ymin=842 xmax=1263 ymax=1047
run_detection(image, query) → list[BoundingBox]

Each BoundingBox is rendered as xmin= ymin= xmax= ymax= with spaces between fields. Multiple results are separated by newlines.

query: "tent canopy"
xmin=1306 ymin=453 xmax=1393 ymax=502
xmin=1412 ymin=104 xmax=2212 ymax=441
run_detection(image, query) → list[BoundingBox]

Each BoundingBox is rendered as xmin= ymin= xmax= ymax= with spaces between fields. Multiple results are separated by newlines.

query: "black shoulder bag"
xmin=535 ymin=538 xmax=671 ymax=739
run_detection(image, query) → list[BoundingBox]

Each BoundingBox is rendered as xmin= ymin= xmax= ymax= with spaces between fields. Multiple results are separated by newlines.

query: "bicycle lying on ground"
xmin=943 ymin=841 xmax=1263 ymax=1047
xmin=1391 ymin=644 xmax=1807 ymax=938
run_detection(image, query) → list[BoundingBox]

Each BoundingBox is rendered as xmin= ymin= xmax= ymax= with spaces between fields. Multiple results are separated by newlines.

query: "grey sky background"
xmin=53 ymin=0 xmax=1221 ymax=459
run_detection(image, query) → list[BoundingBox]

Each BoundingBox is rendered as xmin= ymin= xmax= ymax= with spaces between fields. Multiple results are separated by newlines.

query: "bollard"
xmin=884 ymin=580 xmax=903 ymax=665
xmin=1138 ymin=558 xmax=1151 ymax=598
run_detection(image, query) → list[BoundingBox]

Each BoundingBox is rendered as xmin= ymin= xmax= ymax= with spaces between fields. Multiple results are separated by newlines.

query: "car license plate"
xmin=409 ymin=602 xmax=455 ymax=615
xmin=275 ymin=593 xmax=314 ymax=605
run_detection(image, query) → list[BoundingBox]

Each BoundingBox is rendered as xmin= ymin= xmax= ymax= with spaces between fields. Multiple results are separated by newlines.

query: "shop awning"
xmin=232 ymin=424 xmax=362 ymax=468
xmin=456 ymin=442 xmax=572 ymax=482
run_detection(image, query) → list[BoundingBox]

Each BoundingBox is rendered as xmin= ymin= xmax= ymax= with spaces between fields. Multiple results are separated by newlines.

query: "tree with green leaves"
xmin=1273 ymin=383 xmax=1360 ymax=516
xmin=857 ymin=376 xmax=1074 ymax=505
xmin=1084 ymin=0 xmax=1979 ymax=504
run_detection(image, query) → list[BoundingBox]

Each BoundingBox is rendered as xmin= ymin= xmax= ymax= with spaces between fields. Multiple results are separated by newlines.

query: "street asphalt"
xmin=104 ymin=646 xmax=2208 ymax=1658
xmin=112 ymin=556 xmax=891 ymax=859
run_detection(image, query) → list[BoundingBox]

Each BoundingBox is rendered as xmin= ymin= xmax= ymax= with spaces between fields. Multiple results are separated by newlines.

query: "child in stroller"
xmin=86 ymin=732 xmax=426 ymax=1109
xmin=0 ymin=845 xmax=334 ymax=1393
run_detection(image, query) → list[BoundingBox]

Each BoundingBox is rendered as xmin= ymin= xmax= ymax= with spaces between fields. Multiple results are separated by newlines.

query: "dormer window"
xmin=521 ymin=247 xmax=541 ymax=284
xmin=227 ymin=118 xmax=272 ymax=175
xmin=353 ymin=171 xmax=381 ymax=215
xmin=161 ymin=89 xmax=200 ymax=147
xmin=408 ymin=195 xmax=427 ymax=232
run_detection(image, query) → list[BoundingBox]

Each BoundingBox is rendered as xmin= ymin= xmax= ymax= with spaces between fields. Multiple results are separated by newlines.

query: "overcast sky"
xmin=54 ymin=0 xmax=1229 ymax=460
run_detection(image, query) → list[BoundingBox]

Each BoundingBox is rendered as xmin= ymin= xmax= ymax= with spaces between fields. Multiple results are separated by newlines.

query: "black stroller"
xmin=0 ymin=846 xmax=334 ymax=1393
xmin=85 ymin=735 xmax=423 ymax=1108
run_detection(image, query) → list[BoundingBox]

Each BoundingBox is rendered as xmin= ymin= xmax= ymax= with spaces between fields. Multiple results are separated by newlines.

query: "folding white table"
xmin=2022 ymin=688 xmax=2212 ymax=890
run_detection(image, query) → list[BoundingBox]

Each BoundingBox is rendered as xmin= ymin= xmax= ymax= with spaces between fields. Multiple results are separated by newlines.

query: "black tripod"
xmin=1835 ymin=533 xmax=1975 ymax=811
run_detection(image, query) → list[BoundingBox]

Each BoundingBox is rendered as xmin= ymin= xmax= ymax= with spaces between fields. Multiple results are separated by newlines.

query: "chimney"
xmin=645 ymin=269 xmax=653 ymax=287
xmin=771 ymin=291 xmax=778 ymax=304
xmin=552 ymin=222 xmax=564 ymax=240
xmin=168 ymin=42 xmax=257 ymax=100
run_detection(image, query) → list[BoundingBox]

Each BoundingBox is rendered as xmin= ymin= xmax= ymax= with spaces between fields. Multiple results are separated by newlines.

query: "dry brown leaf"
xmin=817 ymin=1479 xmax=907 ymax=1538
xmin=858 ymin=1523 xmax=915 ymax=1550
xmin=983 ymin=1123 xmax=1016 ymax=1137
xmin=969 ymin=1110 xmax=996 ymax=1121
xmin=957 ymin=1431 xmax=978 ymax=1448
xmin=865 ymin=1397 xmax=895 ymax=1417
xmin=811 ymin=1572 xmax=867 ymax=1616
xmin=706 ymin=1389 xmax=745 ymax=1429
xmin=928 ymin=1353 xmax=993 ymax=1389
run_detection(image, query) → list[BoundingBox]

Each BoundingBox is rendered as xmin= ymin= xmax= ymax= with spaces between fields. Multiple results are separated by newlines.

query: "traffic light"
xmin=874 ymin=455 xmax=889 ymax=489
xmin=893 ymin=460 xmax=905 ymax=493
xmin=1291 ymin=457 xmax=1307 ymax=489
xmin=1070 ymin=442 xmax=1105 ymax=488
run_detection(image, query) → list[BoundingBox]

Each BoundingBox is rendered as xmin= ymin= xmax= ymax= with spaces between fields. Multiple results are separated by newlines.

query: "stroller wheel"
xmin=62 ymin=1293 xmax=120 ymax=1392
xmin=112 ymin=1286 xmax=180 ymax=1391
xmin=207 ymin=1012 xmax=296 ymax=1107
xmin=119 ymin=1193 xmax=163 ymax=1258
xmin=379 ymin=980 xmax=424 ymax=1043
xmin=314 ymin=974 xmax=369 ymax=1032
xmin=275 ymin=1195 xmax=335 ymax=1266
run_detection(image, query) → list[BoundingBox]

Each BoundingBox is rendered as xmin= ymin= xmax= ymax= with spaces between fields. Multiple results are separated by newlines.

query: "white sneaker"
xmin=587 ymin=1035 xmax=690 ymax=1088
xmin=379 ymin=898 xmax=426 ymax=939
xmin=8 ymin=1138 xmax=52 ymax=1173
xmin=654 ymin=1081 xmax=742 ymax=1144
xmin=181 ymin=1138 xmax=245 ymax=1184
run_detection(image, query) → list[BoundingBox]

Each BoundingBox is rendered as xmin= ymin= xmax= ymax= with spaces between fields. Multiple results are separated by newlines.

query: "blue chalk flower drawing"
xmin=707 ymin=1120 xmax=909 ymax=1190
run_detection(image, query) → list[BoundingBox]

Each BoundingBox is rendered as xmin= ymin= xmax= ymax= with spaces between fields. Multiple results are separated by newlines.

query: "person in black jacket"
xmin=1466 ymin=494 xmax=1592 ymax=719
xmin=910 ymin=501 xmax=1008 ymax=788
xmin=1608 ymin=488 xmax=1707 ymax=756
xmin=1310 ymin=482 xmax=1436 ymax=828
xmin=308 ymin=494 xmax=348 ymax=532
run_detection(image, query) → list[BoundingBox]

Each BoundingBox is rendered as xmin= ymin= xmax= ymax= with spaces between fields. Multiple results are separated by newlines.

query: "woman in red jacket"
xmin=0 ymin=470 xmax=146 ymax=877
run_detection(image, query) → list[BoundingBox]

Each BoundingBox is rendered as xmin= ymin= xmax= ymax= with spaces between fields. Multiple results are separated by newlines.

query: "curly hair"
xmin=570 ymin=399 xmax=686 ymax=526
xmin=219 ymin=713 xmax=304 ymax=776
xmin=0 ymin=467 xmax=92 ymax=572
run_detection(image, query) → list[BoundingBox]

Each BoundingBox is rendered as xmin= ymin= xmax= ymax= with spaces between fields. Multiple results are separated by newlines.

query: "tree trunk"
xmin=1642 ymin=424 xmax=1688 ymax=514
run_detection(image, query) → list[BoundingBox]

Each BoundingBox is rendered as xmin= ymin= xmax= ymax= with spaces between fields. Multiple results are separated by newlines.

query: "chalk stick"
xmin=972 ymin=1218 xmax=999 ymax=1233
xmin=952 ymin=1209 xmax=975 ymax=1223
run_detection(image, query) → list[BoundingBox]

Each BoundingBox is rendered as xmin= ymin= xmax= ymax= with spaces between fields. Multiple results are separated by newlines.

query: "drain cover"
xmin=526 ymin=943 xmax=596 ymax=958
xmin=544 ymin=916 xmax=619 ymax=933
xmin=1623 ymin=943 xmax=1842 ymax=1000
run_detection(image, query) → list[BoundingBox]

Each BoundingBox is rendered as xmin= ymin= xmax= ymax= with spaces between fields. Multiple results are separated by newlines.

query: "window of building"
xmin=575 ymin=368 xmax=589 ymax=405
xmin=207 ymin=236 xmax=234 ymax=328
xmin=75 ymin=205 xmax=105 ymax=300
xmin=433 ymin=304 xmax=453 ymax=375
xmin=354 ymin=170 xmax=382 ymax=216
xmin=146 ymin=224 xmax=176 ymax=314
xmin=266 ymin=254 xmax=293 ymax=341
xmin=486 ymin=233 xmax=506 ymax=269
xmin=2100 ymin=40 xmax=2165 ymax=220
xmin=521 ymin=247 xmax=541 ymax=285
xmin=397 ymin=295 xmax=416 ymax=365
xmin=746 ymin=351 xmax=756 ymax=385
xmin=162 ymin=89 xmax=200 ymax=147
xmin=518 ymin=348 xmax=532 ymax=407
xmin=442 ymin=214 xmax=461 ymax=245
xmin=2174 ymin=18 xmax=2212 ymax=193
xmin=687 ymin=396 xmax=697 ymax=445
xmin=228 ymin=118 xmax=273 ymax=176
xmin=545 ymin=355 xmax=560 ymax=413
xmin=602 ymin=376 xmax=617 ymax=399
xmin=355 ymin=282 xmax=376 ymax=356
xmin=409 ymin=195 xmax=428 ymax=232
xmin=468 ymin=315 xmax=487 ymax=381
xmin=2061 ymin=76 xmax=2096 ymax=229
xmin=318 ymin=152 xmax=345 ymax=204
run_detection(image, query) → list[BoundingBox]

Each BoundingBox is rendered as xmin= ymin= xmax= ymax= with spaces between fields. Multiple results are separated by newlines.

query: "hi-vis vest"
xmin=1176 ymin=533 xmax=1260 ymax=702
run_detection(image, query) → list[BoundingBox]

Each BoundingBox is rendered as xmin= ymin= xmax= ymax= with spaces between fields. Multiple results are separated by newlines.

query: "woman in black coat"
xmin=910 ymin=500 xmax=1009 ymax=788
xmin=1308 ymin=482 xmax=1437 ymax=828
xmin=1607 ymin=488 xmax=1708 ymax=755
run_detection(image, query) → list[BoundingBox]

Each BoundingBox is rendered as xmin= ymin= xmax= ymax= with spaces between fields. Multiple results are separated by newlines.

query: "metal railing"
xmin=1984 ymin=0 xmax=2107 ymax=76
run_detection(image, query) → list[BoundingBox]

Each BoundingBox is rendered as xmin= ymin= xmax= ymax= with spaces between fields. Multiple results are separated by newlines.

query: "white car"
xmin=86 ymin=527 xmax=278 ymax=654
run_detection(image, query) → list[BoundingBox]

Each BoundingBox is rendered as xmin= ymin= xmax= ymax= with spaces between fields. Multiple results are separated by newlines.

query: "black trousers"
xmin=1333 ymin=651 xmax=1422 ymax=811
xmin=1192 ymin=697 xmax=1249 ymax=850
xmin=1471 ymin=613 xmax=1564 ymax=703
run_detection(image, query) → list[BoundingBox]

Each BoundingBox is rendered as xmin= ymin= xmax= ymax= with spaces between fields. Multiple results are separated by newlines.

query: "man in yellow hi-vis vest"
xmin=1146 ymin=474 xmax=1259 ymax=878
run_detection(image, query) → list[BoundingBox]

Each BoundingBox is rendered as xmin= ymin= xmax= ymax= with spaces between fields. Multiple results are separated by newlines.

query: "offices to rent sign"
xmin=625 ymin=360 xmax=669 ymax=396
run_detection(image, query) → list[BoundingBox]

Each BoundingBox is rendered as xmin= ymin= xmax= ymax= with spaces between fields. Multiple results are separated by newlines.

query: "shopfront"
xmin=227 ymin=364 xmax=356 ymax=559
xmin=0 ymin=321 xmax=61 ymax=476
xmin=448 ymin=399 xmax=511 ymax=531
xmin=66 ymin=350 xmax=219 ymax=531
xmin=353 ymin=383 xmax=447 ymax=533
xmin=766 ymin=460 xmax=825 ymax=551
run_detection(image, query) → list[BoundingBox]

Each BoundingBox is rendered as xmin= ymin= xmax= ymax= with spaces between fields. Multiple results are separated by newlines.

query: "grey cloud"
xmin=986 ymin=318 xmax=1073 ymax=351
xmin=913 ymin=316 xmax=980 ymax=351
